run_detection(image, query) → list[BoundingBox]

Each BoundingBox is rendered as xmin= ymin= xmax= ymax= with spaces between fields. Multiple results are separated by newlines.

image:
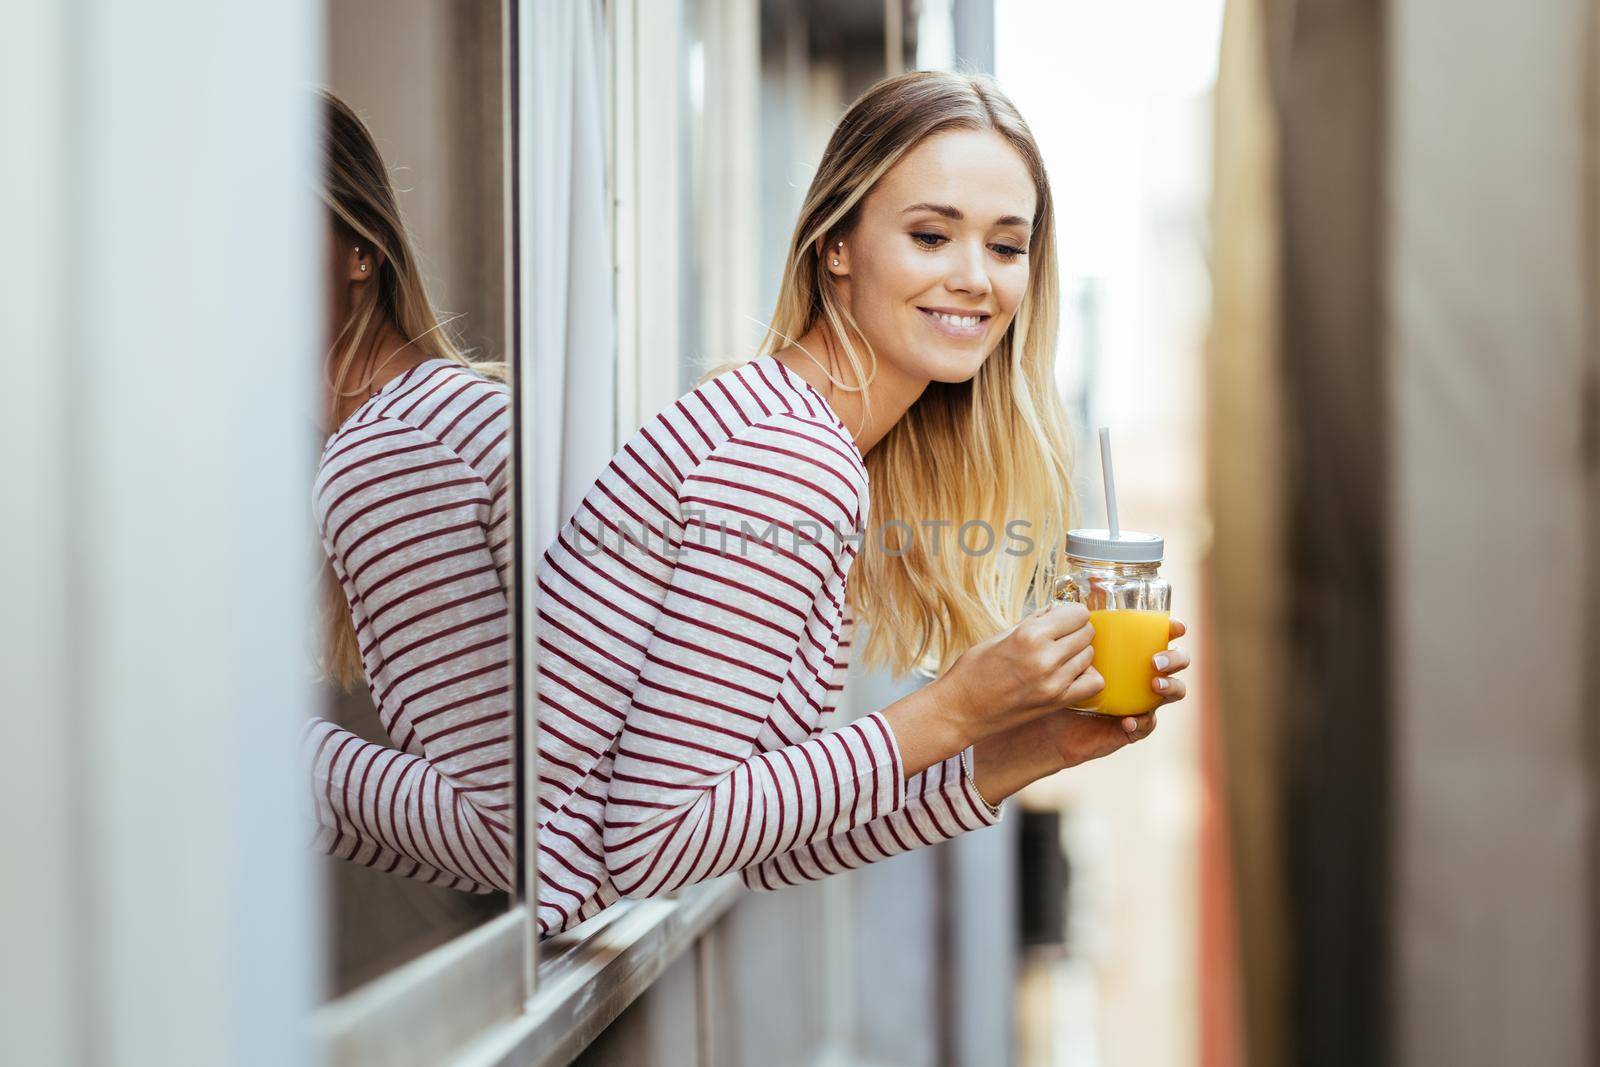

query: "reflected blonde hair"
xmin=317 ymin=89 xmax=508 ymax=690
xmin=705 ymin=71 xmax=1078 ymax=678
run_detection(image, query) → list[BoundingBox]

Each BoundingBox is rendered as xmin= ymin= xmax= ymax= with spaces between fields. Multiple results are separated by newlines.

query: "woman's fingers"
xmin=1152 ymin=647 xmax=1191 ymax=675
xmin=1061 ymin=664 xmax=1105 ymax=706
xmin=1053 ymin=640 xmax=1096 ymax=686
xmin=1168 ymin=617 xmax=1187 ymax=639
xmin=1151 ymin=674 xmax=1186 ymax=703
xmin=1153 ymin=625 xmax=1190 ymax=705
xmin=1032 ymin=600 xmax=1091 ymax=641
xmin=1121 ymin=711 xmax=1158 ymax=739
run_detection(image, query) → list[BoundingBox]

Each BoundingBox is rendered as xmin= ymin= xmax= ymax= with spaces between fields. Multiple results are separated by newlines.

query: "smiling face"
xmin=830 ymin=128 xmax=1037 ymax=386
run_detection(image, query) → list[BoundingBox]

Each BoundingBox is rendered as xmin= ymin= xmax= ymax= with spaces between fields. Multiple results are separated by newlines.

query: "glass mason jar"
xmin=1050 ymin=528 xmax=1172 ymax=717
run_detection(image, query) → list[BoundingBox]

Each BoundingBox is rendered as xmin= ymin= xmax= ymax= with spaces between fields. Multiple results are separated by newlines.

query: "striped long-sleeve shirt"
xmin=533 ymin=353 xmax=1003 ymax=939
xmin=304 ymin=357 xmax=516 ymax=894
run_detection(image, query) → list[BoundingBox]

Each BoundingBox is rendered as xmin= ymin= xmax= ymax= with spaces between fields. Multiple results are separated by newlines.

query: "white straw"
xmin=1098 ymin=426 xmax=1120 ymax=539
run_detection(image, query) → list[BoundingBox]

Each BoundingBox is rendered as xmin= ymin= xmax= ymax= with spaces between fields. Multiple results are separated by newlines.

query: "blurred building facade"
xmin=1210 ymin=1 xmax=1599 ymax=1065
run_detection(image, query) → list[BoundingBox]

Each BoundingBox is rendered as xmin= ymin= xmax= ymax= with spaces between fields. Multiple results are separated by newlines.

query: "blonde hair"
xmin=317 ymin=89 xmax=509 ymax=690
xmin=705 ymin=70 xmax=1078 ymax=678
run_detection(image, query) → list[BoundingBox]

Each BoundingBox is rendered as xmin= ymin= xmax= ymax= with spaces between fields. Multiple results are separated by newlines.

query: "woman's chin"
xmin=919 ymin=346 xmax=991 ymax=384
xmin=880 ymin=340 xmax=994 ymax=386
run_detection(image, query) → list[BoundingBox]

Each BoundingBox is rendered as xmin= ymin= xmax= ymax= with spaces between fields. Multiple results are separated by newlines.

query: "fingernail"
xmin=1155 ymin=677 xmax=1170 ymax=691
xmin=1153 ymin=653 xmax=1170 ymax=670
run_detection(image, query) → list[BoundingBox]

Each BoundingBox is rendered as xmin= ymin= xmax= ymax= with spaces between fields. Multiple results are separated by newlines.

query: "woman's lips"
xmin=918 ymin=307 xmax=990 ymax=340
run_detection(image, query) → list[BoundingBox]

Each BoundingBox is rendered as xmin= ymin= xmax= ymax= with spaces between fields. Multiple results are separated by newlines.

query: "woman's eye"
xmin=910 ymin=232 xmax=1027 ymax=260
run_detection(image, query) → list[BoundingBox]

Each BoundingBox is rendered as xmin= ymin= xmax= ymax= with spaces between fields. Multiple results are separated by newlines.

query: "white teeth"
xmin=930 ymin=311 xmax=982 ymax=328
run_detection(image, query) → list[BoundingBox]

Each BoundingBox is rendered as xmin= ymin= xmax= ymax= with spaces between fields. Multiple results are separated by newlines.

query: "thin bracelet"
xmin=959 ymin=745 xmax=1003 ymax=818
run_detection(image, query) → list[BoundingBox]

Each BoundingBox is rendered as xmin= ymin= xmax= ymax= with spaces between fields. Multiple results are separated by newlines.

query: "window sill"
xmin=309 ymin=906 xmax=527 ymax=1067
xmin=451 ymin=875 xmax=745 ymax=1067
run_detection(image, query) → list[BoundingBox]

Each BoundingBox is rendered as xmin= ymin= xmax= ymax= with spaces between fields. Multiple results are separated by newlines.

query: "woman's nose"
xmin=945 ymin=241 xmax=992 ymax=297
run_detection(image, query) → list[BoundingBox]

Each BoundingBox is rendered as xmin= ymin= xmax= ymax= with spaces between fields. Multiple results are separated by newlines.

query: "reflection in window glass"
xmin=308 ymin=0 xmax=515 ymax=998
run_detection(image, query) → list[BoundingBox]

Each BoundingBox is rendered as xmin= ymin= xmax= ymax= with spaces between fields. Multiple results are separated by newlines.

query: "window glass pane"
xmin=312 ymin=0 xmax=516 ymax=998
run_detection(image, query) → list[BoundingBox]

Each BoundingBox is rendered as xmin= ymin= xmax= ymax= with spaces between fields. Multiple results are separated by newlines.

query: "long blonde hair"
xmin=706 ymin=71 xmax=1078 ymax=678
xmin=317 ymin=89 xmax=508 ymax=690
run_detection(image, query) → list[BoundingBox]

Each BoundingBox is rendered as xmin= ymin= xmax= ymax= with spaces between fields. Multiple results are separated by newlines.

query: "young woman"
xmin=302 ymin=91 xmax=516 ymax=895
xmin=532 ymin=71 xmax=1192 ymax=938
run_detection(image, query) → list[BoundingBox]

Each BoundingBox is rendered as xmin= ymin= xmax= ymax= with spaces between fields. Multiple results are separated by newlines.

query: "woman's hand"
xmin=938 ymin=600 xmax=1104 ymax=746
xmin=1034 ymin=615 xmax=1192 ymax=769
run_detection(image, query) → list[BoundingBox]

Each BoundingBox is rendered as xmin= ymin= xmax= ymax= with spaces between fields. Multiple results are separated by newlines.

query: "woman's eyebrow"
xmin=901 ymin=201 xmax=1032 ymax=228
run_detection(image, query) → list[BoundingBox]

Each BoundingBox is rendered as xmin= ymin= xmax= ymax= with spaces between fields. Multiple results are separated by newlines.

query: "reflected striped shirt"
xmin=533 ymin=353 xmax=1003 ymax=940
xmin=303 ymin=358 xmax=516 ymax=895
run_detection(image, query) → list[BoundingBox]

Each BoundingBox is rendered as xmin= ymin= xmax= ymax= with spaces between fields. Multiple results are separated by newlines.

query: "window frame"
xmin=310 ymin=0 xmax=763 ymax=1060
xmin=306 ymin=1 xmax=532 ymax=1060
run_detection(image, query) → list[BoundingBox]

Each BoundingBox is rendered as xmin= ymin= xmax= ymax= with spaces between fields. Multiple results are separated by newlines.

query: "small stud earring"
xmin=360 ymin=264 xmax=368 ymax=272
xmin=831 ymin=258 xmax=840 ymax=267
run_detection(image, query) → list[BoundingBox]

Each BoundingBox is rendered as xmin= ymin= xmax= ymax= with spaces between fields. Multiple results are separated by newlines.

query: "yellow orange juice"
xmin=1073 ymin=608 xmax=1171 ymax=717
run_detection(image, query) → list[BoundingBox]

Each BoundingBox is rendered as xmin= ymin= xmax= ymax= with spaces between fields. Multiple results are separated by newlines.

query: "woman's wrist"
xmin=969 ymin=717 xmax=1066 ymax=806
xmin=878 ymin=674 xmax=978 ymax=781
xmin=959 ymin=745 xmax=1002 ymax=816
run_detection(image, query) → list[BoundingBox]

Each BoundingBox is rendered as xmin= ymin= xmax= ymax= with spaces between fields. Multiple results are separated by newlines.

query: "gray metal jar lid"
xmin=1066 ymin=528 xmax=1164 ymax=563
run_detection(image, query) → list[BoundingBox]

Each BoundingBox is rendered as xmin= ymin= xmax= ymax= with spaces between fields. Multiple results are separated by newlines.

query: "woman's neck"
xmin=772 ymin=325 xmax=929 ymax=455
xmin=326 ymin=325 xmax=434 ymax=431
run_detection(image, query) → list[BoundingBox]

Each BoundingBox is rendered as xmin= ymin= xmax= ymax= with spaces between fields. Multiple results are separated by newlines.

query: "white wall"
xmin=1 ymin=1 xmax=322 ymax=1062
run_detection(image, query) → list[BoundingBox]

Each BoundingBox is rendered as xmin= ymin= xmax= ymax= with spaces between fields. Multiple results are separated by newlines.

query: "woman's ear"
xmin=345 ymin=242 xmax=383 ymax=283
xmin=822 ymin=237 xmax=849 ymax=276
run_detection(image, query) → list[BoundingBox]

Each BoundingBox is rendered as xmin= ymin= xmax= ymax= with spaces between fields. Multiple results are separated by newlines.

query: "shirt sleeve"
xmin=304 ymin=418 xmax=515 ymax=894
xmin=600 ymin=415 xmax=909 ymax=899
xmin=738 ymin=743 xmax=1004 ymax=891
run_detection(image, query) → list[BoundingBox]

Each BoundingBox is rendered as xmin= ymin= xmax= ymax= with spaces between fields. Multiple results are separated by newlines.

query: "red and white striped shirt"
xmin=534 ymin=353 xmax=1002 ymax=939
xmin=304 ymin=358 xmax=515 ymax=894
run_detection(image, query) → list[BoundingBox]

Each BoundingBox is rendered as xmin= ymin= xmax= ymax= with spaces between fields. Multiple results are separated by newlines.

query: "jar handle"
xmin=1051 ymin=573 xmax=1081 ymax=604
